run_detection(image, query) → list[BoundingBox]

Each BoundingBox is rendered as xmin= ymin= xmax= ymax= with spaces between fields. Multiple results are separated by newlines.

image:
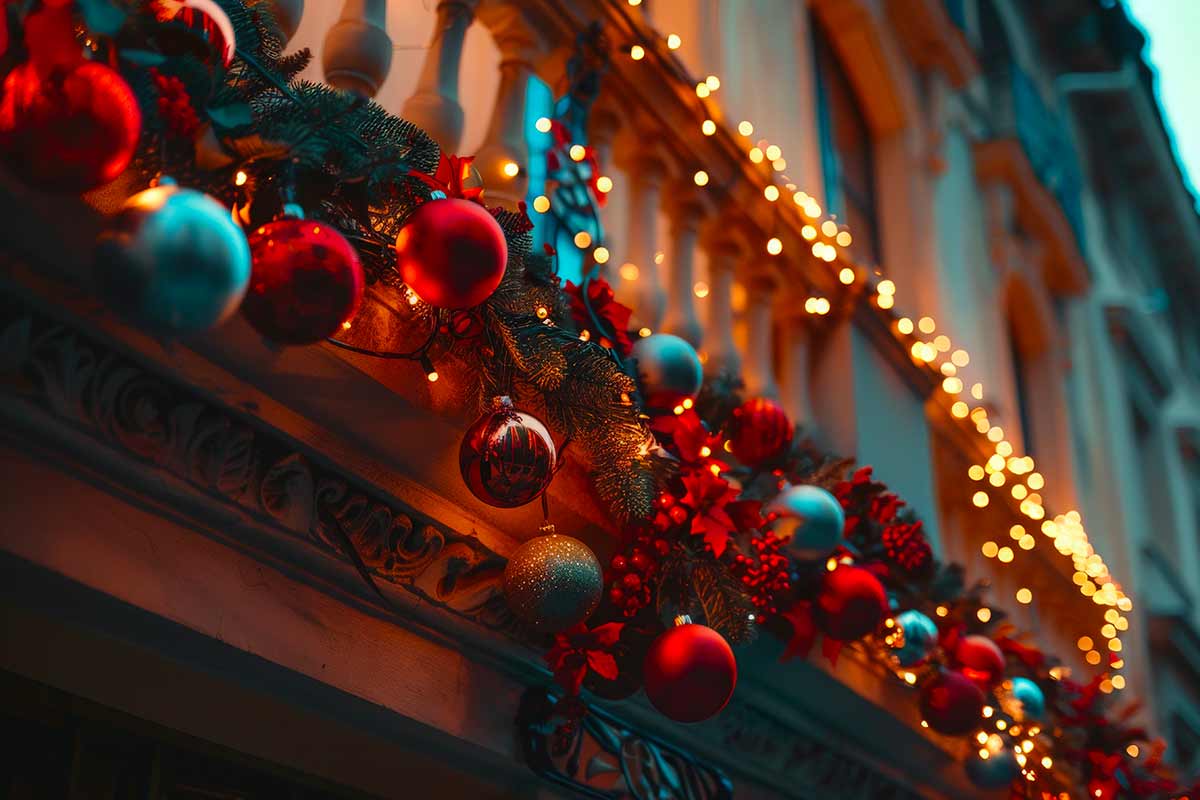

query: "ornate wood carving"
xmin=0 ymin=296 xmax=515 ymax=632
xmin=518 ymin=688 xmax=734 ymax=800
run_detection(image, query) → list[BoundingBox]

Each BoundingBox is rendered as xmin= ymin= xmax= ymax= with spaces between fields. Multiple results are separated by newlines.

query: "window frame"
xmin=811 ymin=20 xmax=882 ymax=266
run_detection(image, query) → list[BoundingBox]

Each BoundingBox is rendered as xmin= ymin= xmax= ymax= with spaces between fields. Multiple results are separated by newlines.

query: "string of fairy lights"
xmin=518 ymin=1 xmax=1133 ymax=714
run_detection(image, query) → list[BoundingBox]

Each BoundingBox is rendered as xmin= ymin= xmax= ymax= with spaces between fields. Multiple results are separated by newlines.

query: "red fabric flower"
xmin=679 ymin=468 xmax=739 ymax=557
xmin=563 ymin=278 xmax=633 ymax=356
xmin=26 ymin=3 xmax=85 ymax=74
xmin=781 ymin=601 xmax=817 ymax=661
xmin=409 ymin=153 xmax=485 ymax=203
xmin=649 ymin=409 xmax=721 ymax=465
xmin=870 ymin=493 xmax=902 ymax=524
xmin=544 ymin=621 xmax=625 ymax=696
xmin=779 ymin=601 xmax=842 ymax=664
xmin=994 ymin=634 xmax=1046 ymax=670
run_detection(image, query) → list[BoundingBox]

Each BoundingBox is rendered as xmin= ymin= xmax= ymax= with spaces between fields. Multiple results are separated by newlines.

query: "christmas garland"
xmin=0 ymin=1 xmax=1193 ymax=797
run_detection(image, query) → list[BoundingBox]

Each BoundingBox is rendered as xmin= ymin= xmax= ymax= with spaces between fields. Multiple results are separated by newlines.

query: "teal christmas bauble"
xmin=894 ymin=609 xmax=939 ymax=666
xmin=631 ymin=333 xmax=703 ymax=411
xmin=965 ymin=744 xmax=1020 ymax=789
xmin=767 ymin=485 xmax=845 ymax=561
xmin=96 ymin=184 xmax=251 ymax=335
xmin=1009 ymin=677 xmax=1046 ymax=720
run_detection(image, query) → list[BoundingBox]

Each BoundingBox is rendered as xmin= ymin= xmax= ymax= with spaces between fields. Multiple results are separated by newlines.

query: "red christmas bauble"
xmin=726 ymin=397 xmax=794 ymax=467
xmin=243 ymin=219 xmax=365 ymax=344
xmin=643 ymin=623 xmax=737 ymax=723
xmin=395 ymin=198 xmax=507 ymax=308
xmin=0 ymin=61 xmax=140 ymax=193
xmin=152 ymin=0 xmax=237 ymax=66
xmin=954 ymin=635 xmax=1006 ymax=690
xmin=919 ymin=670 xmax=986 ymax=736
xmin=459 ymin=397 xmax=556 ymax=508
xmin=814 ymin=565 xmax=888 ymax=641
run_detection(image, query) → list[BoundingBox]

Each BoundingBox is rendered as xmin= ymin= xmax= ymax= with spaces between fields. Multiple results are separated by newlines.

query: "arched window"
xmin=812 ymin=21 xmax=880 ymax=266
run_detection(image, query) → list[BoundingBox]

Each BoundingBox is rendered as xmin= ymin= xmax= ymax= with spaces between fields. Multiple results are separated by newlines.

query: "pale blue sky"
xmin=1125 ymin=0 xmax=1200 ymax=208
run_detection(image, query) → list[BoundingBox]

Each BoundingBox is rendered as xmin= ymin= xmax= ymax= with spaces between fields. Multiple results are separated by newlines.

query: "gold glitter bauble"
xmin=503 ymin=534 xmax=602 ymax=632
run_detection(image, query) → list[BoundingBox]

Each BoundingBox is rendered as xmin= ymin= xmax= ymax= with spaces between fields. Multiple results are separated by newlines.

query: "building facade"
xmin=1 ymin=0 xmax=1198 ymax=797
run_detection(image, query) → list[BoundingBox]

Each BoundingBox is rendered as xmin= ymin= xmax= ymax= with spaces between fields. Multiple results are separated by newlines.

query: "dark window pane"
xmin=813 ymin=22 xmax=881 ymax=265
xmin=1009 ymin=331 xmax=1037 ymax=458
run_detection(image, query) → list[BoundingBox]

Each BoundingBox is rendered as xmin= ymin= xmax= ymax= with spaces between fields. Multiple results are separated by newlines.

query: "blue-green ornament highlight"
xmin=95 ymin=184 xmax=251 ymax=335
xmin=893 ymin=609 xmax=939 ymax=666
xmin=965 ymin=742 xmax=1020 ymax=789
xmin=767 ymin=485 xmax=845 ymax=562
xmin=1009 ymin=676 xmax=1046 ymax=720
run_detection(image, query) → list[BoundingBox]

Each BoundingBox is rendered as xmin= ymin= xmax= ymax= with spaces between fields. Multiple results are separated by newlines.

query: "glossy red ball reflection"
xmin=643 ymin=623 xmax=737 ymax=723
xmin=0 ymin=61 xmax=140 ymax=193
xmin=920 ymin=670 xmax=986 ymax=736
xmin=954 ymin=634 xmax=1006 ymax=689
xmin=726 ymin=397 xmax=794 ymax=467
xmin=396 ymin=198 xmax=507 ymax=309
xmin=814 ymin=565 xmax=888 ymax=641
xmin=459 ymin=399 xmax=556 ymax=508
xmin=243 ymin=219 xmax=365 ymax=344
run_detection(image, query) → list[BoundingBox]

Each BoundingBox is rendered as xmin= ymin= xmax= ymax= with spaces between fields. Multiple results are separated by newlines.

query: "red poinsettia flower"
xmin=994 ymin=633 xmax=1046 ymax=670
xmin=563 ymin=278 xmax=633 ymax=356
xmin=544 ymin=621 xmax=625 ymax=696
xmin=679 ymin=468 xmax=739 ymax=557
xmin=781 ymin=601 xmax=817 ymax=661
xmin=869 ymin=493 xmax=903 ymax=524
xmin=727 ymin=499 xmax=765 ymax=532
xmin=409 ymin=153 xmax=485 ymax=203
xmin=649 ymin=409 xmax=721 ymax=465
xmin=780 ymin=601 xmax=843 ymax=664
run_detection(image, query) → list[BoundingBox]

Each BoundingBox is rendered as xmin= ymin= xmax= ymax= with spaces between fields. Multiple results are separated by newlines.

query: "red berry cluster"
xmin=881 ymin=521 xmax=932 ymax=575
xmin=730 ymin=531 xmax=791 ymax=618
xmin=650 ymin=489 xmax=690 ymax=532
xmin=150 ymin=69 xmax=201 ymax=138
xmin=608 ymin=528 xmax=671 ymax=617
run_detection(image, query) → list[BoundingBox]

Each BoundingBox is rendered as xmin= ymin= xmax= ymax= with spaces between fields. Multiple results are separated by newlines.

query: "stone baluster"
xmin=270 ymin=0 xmax=305 ymax=43
xmin=322 ymin=0 xmax=392 ymax=98
xmin=699 ymin=220 xmax=745 ymax=381
xmin=587 ymin=102 xmax=623 ymax=283
xmin=741 ymin=270 xmax=781 ymax=399
xmin=400 ymin=0 xmax=479 ymax=154
xmin=661 ymin=182 xmax=707 ymax=346
xmin=614 ymin=129 xmax=668 ymax=329
xmin=777 ymin=298 xmax=815 ymax=428
xmin=473 ymin=5 xmax=540 ymax=208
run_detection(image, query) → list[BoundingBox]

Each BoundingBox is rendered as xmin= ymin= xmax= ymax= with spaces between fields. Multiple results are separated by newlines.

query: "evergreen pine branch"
xmin=112 ymin=0 xmax=659 ymax=526
xmin=691 ymin=557 xmax=757 ymax=644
